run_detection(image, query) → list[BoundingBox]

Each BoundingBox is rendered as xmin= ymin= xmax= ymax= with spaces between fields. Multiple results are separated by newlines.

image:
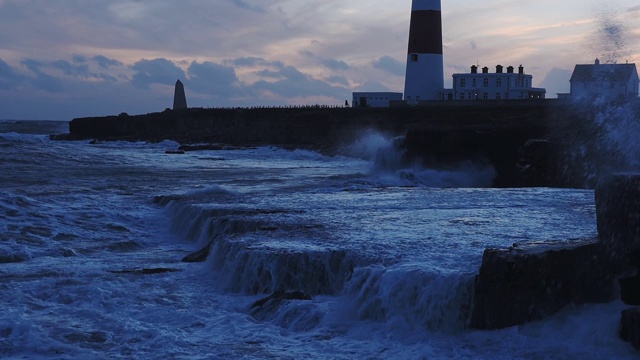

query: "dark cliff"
xmin=59 ymin=99 xmax=640 ymax=188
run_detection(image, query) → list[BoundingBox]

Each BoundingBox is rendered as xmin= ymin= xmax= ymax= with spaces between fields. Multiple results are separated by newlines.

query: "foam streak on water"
xmin=0 ymin=120 xmax=636 ymax=359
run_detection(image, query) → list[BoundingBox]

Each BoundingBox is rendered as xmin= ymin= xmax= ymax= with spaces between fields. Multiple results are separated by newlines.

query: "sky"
xmin=0 ymin=0 xmax=639 ymax=120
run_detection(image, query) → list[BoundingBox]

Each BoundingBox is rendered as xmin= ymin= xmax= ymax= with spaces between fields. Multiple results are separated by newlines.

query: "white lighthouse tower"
xmin=403 ymin=0 xmax=444 ymax=104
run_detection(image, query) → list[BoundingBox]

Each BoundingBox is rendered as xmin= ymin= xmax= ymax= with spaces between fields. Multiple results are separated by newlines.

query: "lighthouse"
xmin=404 ymin=0 xmax=444 ymax=104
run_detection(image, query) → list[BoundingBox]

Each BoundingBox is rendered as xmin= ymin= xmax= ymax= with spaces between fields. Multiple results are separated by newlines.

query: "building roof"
xmin=570 ymin=63 xmax=638 ymax=83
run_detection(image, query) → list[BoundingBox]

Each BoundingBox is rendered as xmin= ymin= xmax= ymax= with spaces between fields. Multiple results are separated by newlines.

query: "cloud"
xmin=32 ymin=72 xmax=64 ymax=93
xmin=73 ymin=54 xmax=88 ymax=63
xmin=131 ymin=58 xmax=186 ymax=88
xmin=300 ymin=50 xmax=349 ymax=71
xmin=255 ymin=69 xmax=284 ymax=79
xmin=372 ymin=56 xmax=405 ymax=77
xmin=539 ymin=67 xmax=572 ymax=96
xmin=21 ymin=58 xmax=64 ymax=93
xmin=93 ymin=55 xmax=123 ymax=69
xmin=228 ymin=0 xmax=266 ymax=13
xmin=226 ymin=57 xmax=283 ymax=68
xmin=0 ymin=58 xmax=24 ymax=90
xmin=321 ymin=58 xmax=349 ymax=71
xmin=227 ymin=57 xmax=267 ymax=67
xmin=24 ymin=56 xmax=122 ymax=83
xmin=52 ymin=60 xmax=90 ymax=78
xmin=21 ymin=58 xmax=46 ymax=73
xmin=187 ymin=60 xmax=241 ymax=97
xmin=355 ymin=80 xmax=391 ymax=92
xmin=326 ymin=75 xmax=350 ymax=86
xmin=251 ymin=65 xmax=348 ymax=98
xmin=628 ymin=5 xmax=640 ymax=13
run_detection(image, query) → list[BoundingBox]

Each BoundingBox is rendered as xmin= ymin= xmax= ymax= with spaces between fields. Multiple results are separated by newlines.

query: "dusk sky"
xmin=1 ymin=0 xmax=639 ymax=120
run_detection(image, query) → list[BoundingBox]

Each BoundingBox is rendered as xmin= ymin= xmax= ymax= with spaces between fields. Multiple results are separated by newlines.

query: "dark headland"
xmin=53 ymin=99 xmax=640 ymax=188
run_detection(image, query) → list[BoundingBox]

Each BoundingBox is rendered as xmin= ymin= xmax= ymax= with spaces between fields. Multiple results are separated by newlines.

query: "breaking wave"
xmin=344 ymin=130 xmax=496 ymax=187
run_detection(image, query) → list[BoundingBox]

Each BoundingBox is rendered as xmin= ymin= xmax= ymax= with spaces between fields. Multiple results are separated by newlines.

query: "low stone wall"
xmin=621 ymin=308 xmax=640 ymax=349
xmin=52 ymin=100 xmax=639 ymax=188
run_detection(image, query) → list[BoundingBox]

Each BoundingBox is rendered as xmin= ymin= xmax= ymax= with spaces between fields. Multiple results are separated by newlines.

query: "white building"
xmin=352 ymin=92 xmax=403 ymax=108
xmin=440 ymin=65 xmax=546 ymax=101
xmin=566 ymin=59 xmax=639 ymax=100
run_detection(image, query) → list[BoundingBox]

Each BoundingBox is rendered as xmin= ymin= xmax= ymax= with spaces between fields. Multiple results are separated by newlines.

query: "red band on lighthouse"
xmin=407 ymin=11 xmax=443 ymax=55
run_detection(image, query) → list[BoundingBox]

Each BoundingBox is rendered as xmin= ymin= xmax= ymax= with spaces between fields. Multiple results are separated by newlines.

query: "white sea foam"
xmin=1 ymin=124 xmax=636 ymax=359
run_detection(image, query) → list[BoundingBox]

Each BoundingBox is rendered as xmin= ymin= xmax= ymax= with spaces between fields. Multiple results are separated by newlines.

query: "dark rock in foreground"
xmin=250 ymin=289 xmax=312 ymax=310
xmin=620 ymin=276 xmax=640 ymax=305
xmin=109 ymin=268 xmax=181 ymax=275
xmin=595 ymin=174 xmax=640 ymax=271
xmin=182 ymin=239 xmax=214 ymax=263
xmin=470 ymin=239 xmax=615 ymax=330
xmin=621 ymin=308 xmax=640 ymax=349
xmin=249 ymin=290 xmax=313 ymax=322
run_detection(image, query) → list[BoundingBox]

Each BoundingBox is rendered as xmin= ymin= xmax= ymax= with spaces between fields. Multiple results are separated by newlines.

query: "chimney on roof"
xmin=471 ymin=65 xmax=478 ymax=74
xmin=482 ymin=66 xmax=489 ymax=74
xmin=595 ymin=58 xmax=600 ymax=65
xmin=496 ymin=65 xmax=503 ymax=74
xmin=518 ymin=65 xmax=524 ymax=75
xmin=507 ymin=66 xmax=514 ymax=74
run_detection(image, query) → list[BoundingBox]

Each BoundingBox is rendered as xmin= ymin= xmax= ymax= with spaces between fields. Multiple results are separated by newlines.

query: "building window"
xmin=496 ymin=93 xmax=501 ymax=99
xmin=460 ymin=93 xmax=465 ymax=100
xmin=483 ymin=92 xmax=488 ymax=100
xmin=460 ymin=79 xmax=466 ymax=87
xmin=496 ymin=78 xmax=502 ymax=87
xmin=410 ymin=54 xmax=418 ymax=62
xmin=473 ymin=78 xmax=476 ymax=87
xmin=483 ymin=78 xmax=489 ymax=87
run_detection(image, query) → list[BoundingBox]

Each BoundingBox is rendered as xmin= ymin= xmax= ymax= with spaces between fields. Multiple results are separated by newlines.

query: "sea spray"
xmin=593 ymin=101 xmax=640 ymax=172
xmin=343 ymin=130 xmax=400 ymax=162
xmin=588 ymin=5 xmax=633 ymax=65
xmin=344 ymin=129 xmax=496 ymax=187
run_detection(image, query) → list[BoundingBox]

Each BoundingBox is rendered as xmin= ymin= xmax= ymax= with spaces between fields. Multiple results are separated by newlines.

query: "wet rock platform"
xmin=471 ymin=173 xmax=640 ymax=349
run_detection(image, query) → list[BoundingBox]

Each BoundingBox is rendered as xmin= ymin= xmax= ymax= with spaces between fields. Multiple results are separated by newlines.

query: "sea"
xmin=0 ymin=119 xmax=636 ymax=359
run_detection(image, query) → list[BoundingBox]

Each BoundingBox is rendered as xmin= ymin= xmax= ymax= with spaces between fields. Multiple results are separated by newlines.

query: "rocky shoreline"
xmin=51 ymin=99 xmax=640 ymax=188
xmin=51 ymin=100 xmax=640 ymax=347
